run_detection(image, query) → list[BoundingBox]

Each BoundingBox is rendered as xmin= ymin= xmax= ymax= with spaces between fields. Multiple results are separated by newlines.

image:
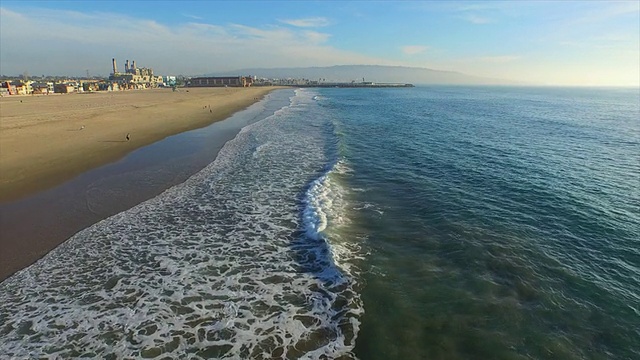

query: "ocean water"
xmin=1 ymin=86 xmax=638 ymax=359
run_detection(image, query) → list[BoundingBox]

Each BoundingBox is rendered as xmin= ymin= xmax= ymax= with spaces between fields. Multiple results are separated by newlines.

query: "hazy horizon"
xmin=1 ymin=1 xmax=638 ymax=86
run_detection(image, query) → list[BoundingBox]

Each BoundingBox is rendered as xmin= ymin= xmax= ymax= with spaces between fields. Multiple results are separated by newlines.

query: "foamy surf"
xmin=0 ymin=89 xmax=364 ymax=359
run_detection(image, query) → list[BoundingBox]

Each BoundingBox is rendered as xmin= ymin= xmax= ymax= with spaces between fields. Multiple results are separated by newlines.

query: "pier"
xmin=297 ymin=82 xmax=414 ymax=88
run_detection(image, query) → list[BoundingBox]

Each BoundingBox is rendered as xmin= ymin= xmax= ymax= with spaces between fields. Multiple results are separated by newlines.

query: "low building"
xmin=54 ymin=83 xmax=75 ymax=93
xmin=83 ymin=81 xmax=100 ymax=92
xmin=187 ymin=76 xmax=253 ymax=87
xmin=2 ymin=81 xmax=17 ymax=95
xmin=1 ymin=81 xmax=30 ymax=95
xmin=163 ymin=75 xmax=177 ymax=87
xmin=31 ymin=82 xmax=52 ymax=94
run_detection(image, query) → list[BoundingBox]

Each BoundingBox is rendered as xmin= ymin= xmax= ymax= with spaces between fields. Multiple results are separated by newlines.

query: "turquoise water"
xmin=1 ymin=87 xmax=638 ymax=359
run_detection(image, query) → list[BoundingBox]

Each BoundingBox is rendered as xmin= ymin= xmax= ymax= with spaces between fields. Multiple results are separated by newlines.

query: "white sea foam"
xmin=0 ymin=89 xmax=364 ymax=359
xmin=301 ymin=159 xmax=358 ymax=268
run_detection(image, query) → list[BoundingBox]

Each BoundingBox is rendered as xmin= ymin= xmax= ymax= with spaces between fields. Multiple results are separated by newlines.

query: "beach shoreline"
xmin=0 ymin=86 xmax=283 ymax=281
xmin=0 ymin=87 xmax=280 ymax=202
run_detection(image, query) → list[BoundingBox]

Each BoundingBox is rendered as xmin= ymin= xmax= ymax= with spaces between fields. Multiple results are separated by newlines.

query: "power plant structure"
xmin=109 ymin=57 xmax=163 ymax=88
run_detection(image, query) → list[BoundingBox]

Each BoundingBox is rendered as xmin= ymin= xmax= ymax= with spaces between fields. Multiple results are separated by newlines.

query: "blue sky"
xmin=1 ymin=1 xmax=638 ymax=85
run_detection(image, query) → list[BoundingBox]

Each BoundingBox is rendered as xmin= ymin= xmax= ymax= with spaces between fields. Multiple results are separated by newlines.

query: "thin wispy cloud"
xmin=456 ymin=4 xmax=493 ymax=12
xmin=401 ymin=45 xmax=429 ymax=55
xmin=279 ymin=17 xmax=330 ymax=27
xmin=444 ymin=1 xmax=523 ymax=25
xmin=537 ymin=2 xmax=639 ymax=51
xmin=0 ymin=7 xmax=22 ymax=20
xmin=592 ymin=34 xmax=631 ymax=42
xmin=303 ymin=31 xmax=331 ymax=44
xmin=230 ymin=24 xmax=296 ymax=41
xmin=569 ymin=1 xmax=639 ymax=26
xmin=182 ymin=13 xmax=203 ymax=20
xmin=478 ymin=55 xmax=520 ymax=63
xmin=454 ymin=2 xmax=518 ymax=13
xmin=185 ymin=22 xmax=226 ymax=34
xmin=461 ymin=14 xmax=492 ymax=24
xmin=559 ymin=36 xmax=636 ymax=50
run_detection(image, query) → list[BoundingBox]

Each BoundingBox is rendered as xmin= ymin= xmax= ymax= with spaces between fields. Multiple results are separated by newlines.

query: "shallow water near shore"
xmin=1 ymin=86 xmax=639 ymax=358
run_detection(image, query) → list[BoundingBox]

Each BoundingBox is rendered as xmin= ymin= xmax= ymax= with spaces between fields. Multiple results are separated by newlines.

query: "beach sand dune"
xmin=0 ymin=87 xmax=277 ymax=202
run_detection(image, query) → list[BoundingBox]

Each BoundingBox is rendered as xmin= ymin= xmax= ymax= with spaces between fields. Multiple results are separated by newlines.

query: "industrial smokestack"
xmin=125 ymin=60 xmax=129 ymax=73
xmin=112 ymin=58 xmax=117 ymax=75
xmin=132 ymin=60 xmax=136 ymax=71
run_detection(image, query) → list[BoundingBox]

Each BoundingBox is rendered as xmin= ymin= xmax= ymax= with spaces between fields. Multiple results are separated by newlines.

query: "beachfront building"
xmin=163 ymin=75 xmax=177 ymax=87
xmin=54 ymin=83 xmax=75 ymax=93
xmin=187 ymin=76 xmax=253 ymax=87
xmin=1 ymin=80 xmax=56 ymax=95
xmin=1 ymin=81 xmax=29 ymax=95
xmin=97 ymin=82 xmax=121 ymax=91
xmin=82 ymin=81 xmax=100 ymax=92
xmin=31 ymin=82 xmax=54 ymax=94
xmin=1 ymin=82 xmax=17 ymax=95
xmin=2 ymin=82 xmax=14 ymax=95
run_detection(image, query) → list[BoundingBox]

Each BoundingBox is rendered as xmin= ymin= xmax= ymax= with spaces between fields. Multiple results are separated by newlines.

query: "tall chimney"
xmin=132 ymin=60 xmax=136 ymax=71
xmin=125 ymin=60 xmax=129 ymax=73
xmin=112 ymin=58 xmax=117 ymax=74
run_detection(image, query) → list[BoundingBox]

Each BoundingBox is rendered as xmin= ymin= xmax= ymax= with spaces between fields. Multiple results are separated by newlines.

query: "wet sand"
xmin=0 ymin=87 xmax=281 ymax=281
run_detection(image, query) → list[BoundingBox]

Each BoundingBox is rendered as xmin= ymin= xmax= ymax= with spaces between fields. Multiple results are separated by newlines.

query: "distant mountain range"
xmin=207 ymin=65 xmax=518 ymax=85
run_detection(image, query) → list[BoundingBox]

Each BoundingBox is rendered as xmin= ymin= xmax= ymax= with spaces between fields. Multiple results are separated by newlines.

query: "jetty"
xmin=298 ymin=81 xmax=414 ymax=88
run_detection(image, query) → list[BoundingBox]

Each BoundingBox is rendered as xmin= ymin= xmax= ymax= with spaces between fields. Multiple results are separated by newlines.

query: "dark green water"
xmin=324 ymin=86 xmax=639 ymax=359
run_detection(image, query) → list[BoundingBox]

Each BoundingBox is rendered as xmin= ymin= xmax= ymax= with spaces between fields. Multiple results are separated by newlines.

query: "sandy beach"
xmin=0 ymin=87 xmax=277 ymax=202
xmin=0 ymin=86 xmax=280 ymax=280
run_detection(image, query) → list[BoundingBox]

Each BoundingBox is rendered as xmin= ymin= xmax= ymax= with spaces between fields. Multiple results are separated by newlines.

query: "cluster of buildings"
xmin=1 ymin=79 xmax=104 ymax=96
xmin=1 ymin=57 xmax=306 ymax=96
xmin=0 ymin=55 xmax=414 ymax=97
xmin=0 ymin=57 xmax=179 ymax=96
xmin=107 ymin=58 xmax=258 ymax=89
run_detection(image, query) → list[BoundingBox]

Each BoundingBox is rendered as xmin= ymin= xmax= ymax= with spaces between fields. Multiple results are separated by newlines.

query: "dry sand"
xmin=0 ymin=87 xmax=278 ymax=202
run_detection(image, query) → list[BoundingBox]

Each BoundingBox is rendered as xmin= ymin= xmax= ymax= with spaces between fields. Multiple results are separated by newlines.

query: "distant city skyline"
xmin=1 ymin=1 xmax=638 ymax=86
